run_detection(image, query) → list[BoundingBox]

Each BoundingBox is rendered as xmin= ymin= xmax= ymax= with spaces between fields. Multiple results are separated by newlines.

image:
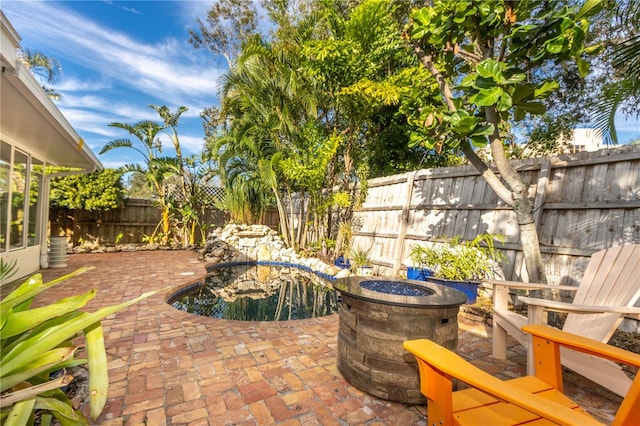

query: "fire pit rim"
xmin=334 ymin=276 xmax=467 ymax=308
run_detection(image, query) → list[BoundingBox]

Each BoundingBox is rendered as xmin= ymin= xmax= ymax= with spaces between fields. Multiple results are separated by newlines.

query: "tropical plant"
xmin=407 ymin=0 xmax=602 ymax=283
xmin=207 ymin=0 xmax=432 ymax=253
xmin=0 ymin=268 xmax=160 ymax=424
xmin=334 ymin=222 xmax=353 ymax=259
xmin=20 ymin=48 xmax=63 ymax=100
xmin=100 ymin=112 xmax=170 ymax=243
xmin=349 ymin=245 xmax=372 ymax=268
xmin=409 ymin=234 xmax=505 ymax=282
xmin=589 ymin=1 xmax=640 ymax=143
xmin=101 ymin=105 xmax=215 ymax=246
xmin=213 ymin=36 xmax=317 ymax=248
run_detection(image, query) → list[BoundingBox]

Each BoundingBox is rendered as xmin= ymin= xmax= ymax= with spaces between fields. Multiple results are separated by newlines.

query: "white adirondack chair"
xmin=486 ymin=244 xmax=640 ymax=397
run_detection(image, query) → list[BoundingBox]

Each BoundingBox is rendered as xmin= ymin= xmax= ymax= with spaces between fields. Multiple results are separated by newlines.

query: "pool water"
xmin=169 ymin=263 xmax=339 ymax=321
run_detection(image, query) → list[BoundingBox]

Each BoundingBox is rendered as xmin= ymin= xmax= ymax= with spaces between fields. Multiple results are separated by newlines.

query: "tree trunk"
xmin=415 ymin=43 xmax=549 ymax=284
xmin=272 ymin=188 xmax=290 ymax=247
xmin=484 ymin=106 xmax=548 ymax=284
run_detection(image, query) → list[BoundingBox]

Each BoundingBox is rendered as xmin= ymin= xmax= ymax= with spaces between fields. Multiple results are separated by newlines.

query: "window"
xmin=0 ymin=142 xmax=44 ymax=252
xmin=0 ymin=142 xmax=9 ymax=253
xmin=28 ymin=158 xmax=43 ymax=246
xmin=10 ymin=150 xmax=27 ymax=249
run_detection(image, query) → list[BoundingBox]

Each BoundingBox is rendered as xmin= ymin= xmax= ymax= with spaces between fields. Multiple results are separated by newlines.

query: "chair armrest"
xmin=523 ymin=324 xmax=640 ymax=368
xmin=519 ymin=296 xmax=640 ymax=316
xmin=483 ymin=279 xmax=577 ymax=292
xmin=403 ymin=339 xmax=602 ymax=425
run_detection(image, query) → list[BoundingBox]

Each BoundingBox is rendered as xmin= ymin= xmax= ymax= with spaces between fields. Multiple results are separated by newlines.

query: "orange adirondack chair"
xmin=404 ymin=324 xmax=640 ymax=426
xmin=486 ymin=244 xmax=640 ymax=396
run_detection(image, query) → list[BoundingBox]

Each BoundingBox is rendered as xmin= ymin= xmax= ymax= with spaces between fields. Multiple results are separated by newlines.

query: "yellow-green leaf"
xmin=84 ymin=322 xmax=108 ymax=419
xmin=575 ymin=0 xmax=602 ymax=20
xmin=34 ymin=395 xmax=89 ymax=426
xmin=1 ymin=291 xmax=96 ymax=339
xmin=1 ymin=289 xmax=161 ymax=376
xmin=0 ymin=347 xmax=77 ymax=392
xmin=534 ymin=81 xmax=559 ymax=98
xmin=4 ymin=397 xmax=36 ymax=426
xmin=1 ymin=268 xmax=93 ymax=325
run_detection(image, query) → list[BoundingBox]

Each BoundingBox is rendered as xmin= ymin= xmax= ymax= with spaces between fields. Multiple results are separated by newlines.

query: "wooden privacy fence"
xmin=350 ymin=144 xmax=640 ymax=284
xmin=51 ymin=199 xmax=282 ymax=245
xmin=50 ymin=199 xmax=229 ymax=245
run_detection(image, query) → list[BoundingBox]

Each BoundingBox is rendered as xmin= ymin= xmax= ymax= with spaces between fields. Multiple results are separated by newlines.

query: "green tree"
xmin=198 ymin=0 xmax=476 ymax=253
xmin=49 ymin=169 xmax=124 ymax=245
xmin=102 ymin=105 xmax=215 ymax=246
xmin=50 ymin=169 xmax=124 ymax=211
xmin=123 ymin=172 xmax=154 ymax=199
xmin=213 ymin=39 xmax=310 ymax=246
xmin=175 ymin=152 xmax=218 ymax=245
xmin=188 ymin=0 xmax=260 ymax=67
xmin=407 ymin=0 xmax=602 ymax=283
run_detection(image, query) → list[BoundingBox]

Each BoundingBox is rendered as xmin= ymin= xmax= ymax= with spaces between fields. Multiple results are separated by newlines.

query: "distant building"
xmin=1 ymin=11 xmax=102 ymax=278
xmin=564 ymin=128 xmax=604 ymax=153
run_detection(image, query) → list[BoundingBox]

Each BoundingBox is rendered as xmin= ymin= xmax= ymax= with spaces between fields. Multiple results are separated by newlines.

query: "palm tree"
xmin=21 ymin=48 xmax=63 ymax=99
xmin=215 ymin=37 xmax=317 ymax=248
xmin=100 ymin=116 xmax=174 ymax=244
xmin=591 ymin=1 xmax=640 ymax=143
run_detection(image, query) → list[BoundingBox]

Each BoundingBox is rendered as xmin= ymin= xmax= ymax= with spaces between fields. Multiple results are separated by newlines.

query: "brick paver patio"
xmin=34 ymin=250 xmax=622 ymax=425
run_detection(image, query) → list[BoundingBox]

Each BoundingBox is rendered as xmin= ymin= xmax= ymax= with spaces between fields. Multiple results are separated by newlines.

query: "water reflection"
xmin=170 ymin=264 xmax=339 ymax=321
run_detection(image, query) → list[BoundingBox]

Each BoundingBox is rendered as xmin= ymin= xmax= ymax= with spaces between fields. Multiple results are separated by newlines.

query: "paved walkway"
xmin=34 ymin=251 xmax=622 ymax=425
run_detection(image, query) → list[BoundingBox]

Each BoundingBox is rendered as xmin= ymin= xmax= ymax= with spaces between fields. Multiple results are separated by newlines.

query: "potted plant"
xmin=350 ymin=246 xmax=373 ymax=276
xmin=407 ymin=249 xmax=435 ymax=281
xmin=408 ymin=234 xmax=505 ymax=303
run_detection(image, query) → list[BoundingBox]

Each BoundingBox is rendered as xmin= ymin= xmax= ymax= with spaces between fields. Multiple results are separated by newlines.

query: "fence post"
xmin=392 ymin=172 xmax=417 ymax=276
xmin=532 ymin=159 xmax=551 ymax=230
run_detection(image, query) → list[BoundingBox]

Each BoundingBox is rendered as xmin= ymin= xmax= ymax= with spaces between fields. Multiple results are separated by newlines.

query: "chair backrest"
xmin=564 ymin=245 xmax=640 ymax=342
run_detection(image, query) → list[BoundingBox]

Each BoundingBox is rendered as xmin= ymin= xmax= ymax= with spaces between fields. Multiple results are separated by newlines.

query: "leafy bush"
xmin=0 ymin=269 xmax=158 ymax=424
xmin=50 ymin=169 xmax=124 ymax=211
xmin=409 ymin=234 xmax=505 ymax=281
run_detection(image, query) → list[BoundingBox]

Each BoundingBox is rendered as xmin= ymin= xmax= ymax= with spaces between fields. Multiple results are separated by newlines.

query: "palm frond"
xmin=590 ymin=80 xmax=637 ymax=144
xmin=21 ymin=48 xmax=62 ymax=84
xmin=99 ymin=139 xmax=133 ymax=154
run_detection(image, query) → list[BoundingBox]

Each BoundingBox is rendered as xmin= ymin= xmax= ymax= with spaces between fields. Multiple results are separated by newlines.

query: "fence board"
xmin=347 ymin=144 xmax=640 ymax=284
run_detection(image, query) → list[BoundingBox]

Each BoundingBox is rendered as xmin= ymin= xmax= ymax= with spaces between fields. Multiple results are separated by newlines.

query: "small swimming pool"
xmin=168 ymin=262 xmax=339 ymax=321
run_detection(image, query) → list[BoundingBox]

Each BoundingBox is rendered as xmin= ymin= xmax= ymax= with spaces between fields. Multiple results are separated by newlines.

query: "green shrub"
xmin=409 ymin=234 xmax=505 ymax=281
xmin=1 ymin=269 xmax=159 ymax=425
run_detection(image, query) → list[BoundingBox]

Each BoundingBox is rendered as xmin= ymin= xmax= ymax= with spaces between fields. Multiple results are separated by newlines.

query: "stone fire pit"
xmin=333 ymin=276 xmax=466 ymax=404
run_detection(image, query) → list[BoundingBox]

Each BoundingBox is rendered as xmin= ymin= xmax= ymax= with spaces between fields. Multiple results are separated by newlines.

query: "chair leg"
xmin=493 ymin=321 xmax=508 ymax=359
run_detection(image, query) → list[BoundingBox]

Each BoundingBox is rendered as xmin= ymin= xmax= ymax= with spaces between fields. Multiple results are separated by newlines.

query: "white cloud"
xmin=56 ymin=77 xmax=111 ymax=92
xmin=0 ymin=0 xmax=226 ymax=166
xmin=3 ymin=1 xmax=223 ymax=106
xmin=177 ymin=134 xmax=208 ymax=154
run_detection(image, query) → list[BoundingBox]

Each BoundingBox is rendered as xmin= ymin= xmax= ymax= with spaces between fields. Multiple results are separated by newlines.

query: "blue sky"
xmin=3 ymin=1 xmax=640 ymax=172
xmin=3 ymin=0 xmax=224 ymax=169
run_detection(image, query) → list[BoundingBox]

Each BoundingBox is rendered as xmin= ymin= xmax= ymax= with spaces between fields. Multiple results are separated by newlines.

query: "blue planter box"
xmin=426 ymin=277 xmax=479 ymax=304
xmin=406 ymin=266 xmax=434 ymax=281
xmin=334 ymin=256 xmax=351 ymax=270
